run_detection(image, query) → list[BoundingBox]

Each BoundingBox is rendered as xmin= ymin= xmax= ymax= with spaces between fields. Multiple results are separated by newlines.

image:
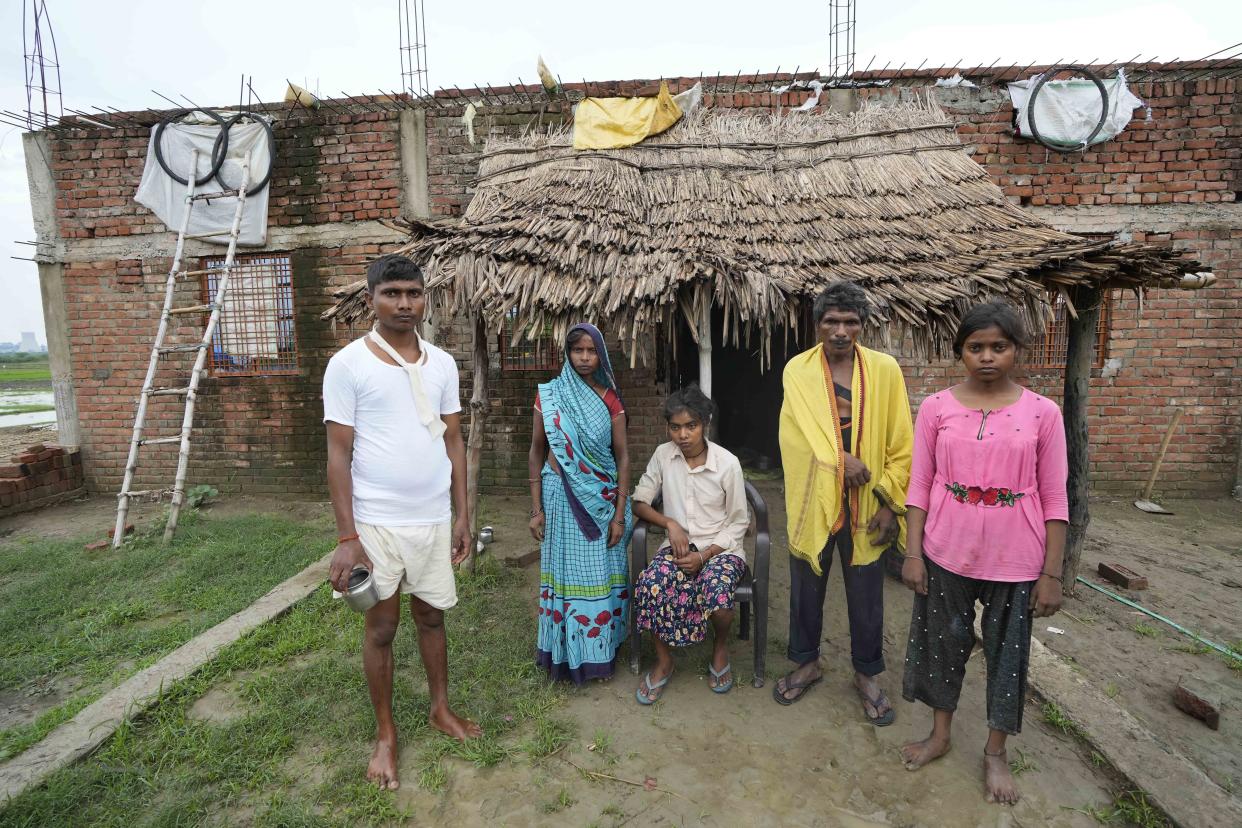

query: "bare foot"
xmin=429 ymin=705 xmax=482 ymax=741
xmin=367 ymin=733 xmax=400 ymax=790
xmin=984 ymin=750 xmax=1021 ymax=805
xmin=900 ymin=733 xmax=951 ymax=770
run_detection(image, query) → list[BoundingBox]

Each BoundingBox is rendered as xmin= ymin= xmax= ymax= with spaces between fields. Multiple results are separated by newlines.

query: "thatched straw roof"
xmin=324 ymin=99 xmax=1198 ymax=359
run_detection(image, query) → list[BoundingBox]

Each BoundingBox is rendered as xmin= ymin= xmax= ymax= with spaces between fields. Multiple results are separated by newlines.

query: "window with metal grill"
xmin=498 ymin=308 xmax=561 ymax=372
xmin=201 ymin=254 xmax=299 ymax=376
xmin=1028 ymin=290 xmax=1111 ymax=370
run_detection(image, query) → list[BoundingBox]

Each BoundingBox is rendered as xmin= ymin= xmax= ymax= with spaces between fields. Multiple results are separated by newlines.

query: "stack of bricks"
xmin=0 ymin=443 xmax=85 ymax=516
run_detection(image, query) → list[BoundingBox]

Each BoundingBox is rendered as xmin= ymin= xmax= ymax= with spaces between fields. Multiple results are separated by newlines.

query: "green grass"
xmin=0 ymin=509 xmax=332 ymax=761
xmin=1132 ymin=622 xmax=1160 ymax=639
xmin=1223 ymin=641 xmax=1242 ymax=673
xmin=1042 ymin=701 xmax=1084 ymax=738
xmin=1008 ymin=747 xmax=1038 ymax=777
xmin=1080 ymin=790 xmax=1169 ymax=827
xmin=0 ymin=402 xmax=54 ymax=415
xmin=0 ymin=362 xmax=51 ymax=383
xmin=541 ymin=787 xmax=577 ymax=814
xmin=0 ymin=557 xmax=569 ymax=827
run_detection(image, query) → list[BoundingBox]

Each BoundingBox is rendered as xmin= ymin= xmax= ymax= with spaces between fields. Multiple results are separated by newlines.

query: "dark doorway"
xmin=670 ymin=305 xmax=811 ymax=471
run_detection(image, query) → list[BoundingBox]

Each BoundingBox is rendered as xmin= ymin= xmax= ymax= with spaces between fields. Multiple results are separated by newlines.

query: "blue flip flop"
xmin=709 ymin=662 xmax=734 ymax=694
xmin=635 ymin=671 xmax=672 ymax=705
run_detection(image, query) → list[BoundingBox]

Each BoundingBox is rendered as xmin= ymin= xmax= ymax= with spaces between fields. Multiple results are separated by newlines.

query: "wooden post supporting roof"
xmin=464 ymin=314 xmax=488 ymax=572
xmin=698 ymin=303 xmax=713 ymax=397
xmin=1061 ymin=285 xmax=1102 ymax=594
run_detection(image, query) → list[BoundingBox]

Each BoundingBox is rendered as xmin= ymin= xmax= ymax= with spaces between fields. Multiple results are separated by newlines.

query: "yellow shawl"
xmin=779 ymin=343 xmax=913 ymax=572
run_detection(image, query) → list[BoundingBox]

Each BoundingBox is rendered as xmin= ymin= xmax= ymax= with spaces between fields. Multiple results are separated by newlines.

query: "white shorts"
xmin=358 ymin=520 xmax=457 ymax=609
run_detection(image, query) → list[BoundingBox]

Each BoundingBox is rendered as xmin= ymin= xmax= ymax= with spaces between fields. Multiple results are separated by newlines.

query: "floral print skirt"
xmin=635 ymin=550 xmax=744 ymax=647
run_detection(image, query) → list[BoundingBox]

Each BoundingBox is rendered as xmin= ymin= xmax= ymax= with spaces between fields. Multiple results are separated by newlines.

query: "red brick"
xmin=1173 ymin=675 xmax=1222 ymax=730
xmin=108 ymin=523 xmax=135 ymax=539
xmin=1097 ymin=562 xmax=1149 ymax=590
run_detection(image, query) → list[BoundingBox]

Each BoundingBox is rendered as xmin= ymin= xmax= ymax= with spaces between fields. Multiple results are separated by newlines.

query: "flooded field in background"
xmin=0 ymin=359 xmax=56 ymax=430
xmin=0 ymin=389 xmax=56 ymax=427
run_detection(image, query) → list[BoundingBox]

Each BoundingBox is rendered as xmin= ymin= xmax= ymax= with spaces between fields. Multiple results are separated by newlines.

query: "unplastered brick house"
xmin=20 ymin=62 xmax=1242 ymax=515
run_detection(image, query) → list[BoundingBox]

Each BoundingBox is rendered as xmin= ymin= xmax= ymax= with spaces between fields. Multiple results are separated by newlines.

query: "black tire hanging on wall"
xmin=214 ymin=112 xmax=276 ymax=196
xmin=153 ymin=108 xmax=229 ymax=186
xmin=1026 ymin=64 xmax=1110 ymax=153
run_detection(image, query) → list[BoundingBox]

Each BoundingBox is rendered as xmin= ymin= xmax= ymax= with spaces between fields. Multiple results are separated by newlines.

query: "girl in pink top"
xmin=899 ymin=301 xmax=1068 ymax=807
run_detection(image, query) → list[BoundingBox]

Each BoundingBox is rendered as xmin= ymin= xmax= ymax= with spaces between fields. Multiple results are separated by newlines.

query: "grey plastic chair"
xmin=628 ymin=480 xmax=770 ymax=688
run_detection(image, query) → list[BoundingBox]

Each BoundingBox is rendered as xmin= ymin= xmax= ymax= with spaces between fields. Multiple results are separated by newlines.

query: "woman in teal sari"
xmin=528 ymin=323 xmax=633 ymax=683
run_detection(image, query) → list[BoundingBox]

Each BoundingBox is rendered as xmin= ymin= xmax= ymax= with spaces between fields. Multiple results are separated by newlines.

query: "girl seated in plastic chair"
xmin=632 ymin=386 xmax=751 ymax=704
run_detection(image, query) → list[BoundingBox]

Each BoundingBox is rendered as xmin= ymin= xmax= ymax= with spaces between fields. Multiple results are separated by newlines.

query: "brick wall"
xmin=51 ymin=110 xmax=402 ymax=238
xmin=0 ymin=443 xmax=84 ymax=516
xmin=881 ymin=74 xmax=1241 ymax=496
xmin=38 ymin=67 xmax=1241 ymax=499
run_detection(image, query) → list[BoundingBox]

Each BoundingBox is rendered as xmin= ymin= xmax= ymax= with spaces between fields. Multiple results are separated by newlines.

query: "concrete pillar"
xmin=826 ymin=88 xmax=859 ymax=114
xmin=398 ymin=110 xmax=430 ymax=221
xmin=23 ymin=132 xmax=81 ymax=448
xmin=399 ymin=109 xmax=435 ymax=341
xmin=36 ymin=263 xmax=80 ymax=448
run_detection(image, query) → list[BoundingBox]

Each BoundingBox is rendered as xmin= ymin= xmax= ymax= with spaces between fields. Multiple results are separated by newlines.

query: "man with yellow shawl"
xmin=774 ymin=283 xmax=913 ymax=726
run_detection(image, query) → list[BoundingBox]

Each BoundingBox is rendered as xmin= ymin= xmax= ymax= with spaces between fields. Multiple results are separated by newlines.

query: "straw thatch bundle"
xmin=324 ymin=99 xmax=1197 ymax=359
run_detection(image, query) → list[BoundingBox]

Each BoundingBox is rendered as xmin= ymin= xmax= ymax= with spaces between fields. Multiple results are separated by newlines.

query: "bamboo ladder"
xmin=112 ymin=149 xmax=252 ymax=548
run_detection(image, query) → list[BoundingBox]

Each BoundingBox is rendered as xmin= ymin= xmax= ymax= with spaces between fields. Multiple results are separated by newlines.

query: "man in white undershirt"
xmin=324 ymin=254 xmax=480 ymax=791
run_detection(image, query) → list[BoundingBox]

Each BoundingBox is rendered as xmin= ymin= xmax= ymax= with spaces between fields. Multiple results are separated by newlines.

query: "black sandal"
xmin=772 ymin=672 xmax=823 ymax=706
xmin=858 ymin=686 xmax=896 ymax=726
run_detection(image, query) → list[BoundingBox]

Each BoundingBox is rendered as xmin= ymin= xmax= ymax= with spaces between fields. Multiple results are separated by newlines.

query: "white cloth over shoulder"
xmin=1009 ymin=68 xmax=1144 ymax=148
xmin=367 ymin=327 xmax=448 ymax=440
xmin=323 ymin=336 xmax=462 ymax=526
xmin=135 ymin=111 xmax=272 ymax=245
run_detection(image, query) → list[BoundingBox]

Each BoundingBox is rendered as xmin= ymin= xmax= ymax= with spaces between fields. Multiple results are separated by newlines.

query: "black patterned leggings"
xmin=901 ymin=556 xmax=1035 ymax=735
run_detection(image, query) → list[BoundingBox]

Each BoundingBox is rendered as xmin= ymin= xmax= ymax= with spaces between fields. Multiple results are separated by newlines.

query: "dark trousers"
xmin=787 ymin=515 xmax=886 ymax=676
xmin=901 ymin=556 xmax=1033 ymax=734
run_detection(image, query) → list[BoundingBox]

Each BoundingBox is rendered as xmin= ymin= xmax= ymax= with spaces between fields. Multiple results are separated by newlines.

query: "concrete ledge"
xmin=0 ymin=552 xmax=331 ymax=804
xmin=1027 ymin=635 xmax=1242 ymax=827
xmin=40 ymin=220 xmax=408 ymax=264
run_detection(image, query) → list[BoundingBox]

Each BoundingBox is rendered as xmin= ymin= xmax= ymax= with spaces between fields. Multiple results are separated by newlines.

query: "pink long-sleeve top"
xmin=907 ymin=388 xmax=1069 ymax=582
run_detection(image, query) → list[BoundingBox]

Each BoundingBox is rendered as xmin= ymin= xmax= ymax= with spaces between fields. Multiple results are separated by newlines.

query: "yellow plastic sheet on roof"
xmin=572 ymin=80 xmax=683 ymax=150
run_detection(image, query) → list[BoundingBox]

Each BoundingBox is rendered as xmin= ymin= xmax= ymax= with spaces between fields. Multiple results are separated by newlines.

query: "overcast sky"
xmin=0 ymin=0 xmax=1236 ymax=343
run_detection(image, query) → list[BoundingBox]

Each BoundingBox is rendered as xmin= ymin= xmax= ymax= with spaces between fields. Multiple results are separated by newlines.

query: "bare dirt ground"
xmin=0 ymin=424 xmax=59 ymax=460
xmin=396 ymin=486 xmax=1120 ymax=827
xmin=7 ymin=485 xmax=1237 ymax=825
xmin=1044 ymin=497 xmax=1242 ymax=797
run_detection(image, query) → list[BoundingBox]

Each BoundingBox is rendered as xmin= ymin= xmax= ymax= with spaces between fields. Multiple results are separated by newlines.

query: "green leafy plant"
xmin=186 ymin=484 xmax=219 ymax=509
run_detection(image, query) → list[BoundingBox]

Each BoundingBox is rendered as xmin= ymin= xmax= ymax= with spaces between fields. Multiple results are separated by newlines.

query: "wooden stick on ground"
xmin=559 ymin=756 xmax=694 ymax=803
